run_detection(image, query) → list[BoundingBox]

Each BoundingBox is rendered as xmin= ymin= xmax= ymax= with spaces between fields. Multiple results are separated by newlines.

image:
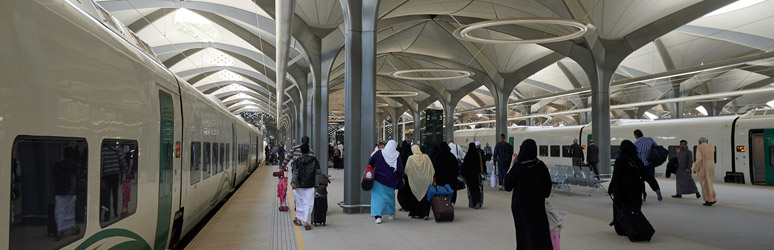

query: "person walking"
xmin=633 ymin=129 xmax=663 ymax=201
xmin=432 ymin=143 xmax=460 ymax=205
xmin=397 ymin=140 xmax=416 ymax=212
xmin=694 ymin=137 xmax=717 ymax=206
xmin=571 ymin=139 xmax=584 ymax=166
xmin=291 ymin=144 xmax=320 ymax=230
xmin=448 ymin=138 xmax=464 ymax=165
xmin=673 ymin=140 xmax=700 ymax=199
xmin=282 ymin=136 xmax=314 ymax=171
xmin=368 ymin=140 xmax=405 ymax=224
xmin=484 ymin=142 xmax=493 ymax=161
xmin=405 ymin=145 xmax=435 ymax=219
xmin=505 ymin=139 xmax=553 ymax=250
xmin=608 ymin=140 xmax=648 ymax=237
xmin=587 ymin=140 xmax=600 ymax=178
xmin=493 ymin=134 xmax=514 ymax=191
xmin=461 ymin=142 xmax=485 ymax=209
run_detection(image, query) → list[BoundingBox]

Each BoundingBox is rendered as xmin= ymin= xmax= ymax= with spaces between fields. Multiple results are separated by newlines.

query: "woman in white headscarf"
xmin=405 ymin=145 xmax=435 ymax=219
xmin=368 ymin=140 xmax=405 ymax=224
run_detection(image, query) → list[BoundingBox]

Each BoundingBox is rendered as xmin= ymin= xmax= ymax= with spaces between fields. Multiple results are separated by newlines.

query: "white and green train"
xmin=455 ymin=113 xmax=774 ymax=187
xmin=1 ymin=0 xmax=264 ymax=249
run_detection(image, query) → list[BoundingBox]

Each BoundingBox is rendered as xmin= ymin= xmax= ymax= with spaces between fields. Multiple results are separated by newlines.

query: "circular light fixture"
xmin=453 ymin=17 xmax=594 ymax=44
xmin=376 ymin=103 xmax=389 ymax=107
xmin=376 ymin=90 xmax=419 ymax=97
xmin=391 ymin=68 xmax=473 ymax=81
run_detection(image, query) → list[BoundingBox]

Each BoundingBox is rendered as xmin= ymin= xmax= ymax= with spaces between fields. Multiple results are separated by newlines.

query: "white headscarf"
xmin=382 ymin=140 xmax=400 ymax=171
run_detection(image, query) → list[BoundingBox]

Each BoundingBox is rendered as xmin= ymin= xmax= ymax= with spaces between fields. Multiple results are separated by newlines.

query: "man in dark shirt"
xmin=493 ymin=134 xmax=513 ymax=191
xmin=571 ymin=139 xmax=584 ymax=166
xmin=587 ymin=140 xmax=600 ymax=178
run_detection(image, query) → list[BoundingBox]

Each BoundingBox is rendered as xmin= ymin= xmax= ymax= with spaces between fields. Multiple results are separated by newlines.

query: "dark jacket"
xmin=292 ymin=155 xmax=320 ymax=188
xmin=587 ymin=144 xmax=599 ymax=163
xmin=571 ymin=143 xmax=584 ymax=159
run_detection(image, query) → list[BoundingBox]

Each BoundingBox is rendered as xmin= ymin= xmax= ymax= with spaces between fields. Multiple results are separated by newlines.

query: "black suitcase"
xmin=615 ymin=206 xmax=654 ymax=242
xmin=312 ymin=195 xmax=327 ymax=226
xmin=431 ymin=195 xmax=454 ymax=222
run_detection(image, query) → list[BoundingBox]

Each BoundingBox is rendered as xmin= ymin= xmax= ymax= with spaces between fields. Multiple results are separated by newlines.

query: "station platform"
xmin=185 ymin=164 xmax=774 ymax=250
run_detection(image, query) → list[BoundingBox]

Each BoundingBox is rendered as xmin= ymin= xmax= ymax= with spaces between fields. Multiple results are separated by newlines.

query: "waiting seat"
xmin=581 ymin=166 xmax=609 ymax=196
xmin=550 ymin=165 xmax=571 ymax=196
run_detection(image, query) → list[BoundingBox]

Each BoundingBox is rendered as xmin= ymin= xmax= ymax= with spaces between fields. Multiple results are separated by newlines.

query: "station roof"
xmin=95 ymin=0 xmax=774 ymax=127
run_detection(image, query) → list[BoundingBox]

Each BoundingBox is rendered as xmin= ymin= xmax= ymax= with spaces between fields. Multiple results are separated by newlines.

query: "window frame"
xmin=203 ymin=142 xmax=211 ymax=179
xmin=98 ymin=139 xmax=139 ymax=228
xmin=190 ymin=141 xmax=201 ymax=185
xmin=539 ymin=145 xmax=548 ymax=157
xmin=550 ymin=145 xmax=560 ymax=157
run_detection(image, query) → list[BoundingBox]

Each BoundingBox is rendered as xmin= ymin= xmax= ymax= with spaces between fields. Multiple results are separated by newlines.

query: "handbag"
xmin=361 ymin=165 xmax=375 ymax=191
xmin=490 ymin=168 xmax=497 ymax=188
xmin=454 ymin=175 xmax=467 ymax=191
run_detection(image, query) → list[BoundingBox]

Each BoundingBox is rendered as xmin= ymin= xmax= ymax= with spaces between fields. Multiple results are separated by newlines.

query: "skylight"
xmin=643 ymin=111 xmax=658 ymax=120
xmin=218 ymin=70 xmax=243 ymax=81
xmin=767 ymin=100 xmax=774 ymax=108
xmin=705 ymin=0 xmax=764 ymax=17
xmin=174 ymin=8 xmax=221 ymax=42
xmin=695 ymin=106 xmax=708 ymax=116
xmin=203 ymin=48 xmax=234 ymax=66
xmin=226 ymin=83 xmax=249 ymax=92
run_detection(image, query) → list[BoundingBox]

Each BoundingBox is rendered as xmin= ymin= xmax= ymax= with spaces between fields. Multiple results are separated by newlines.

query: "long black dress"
xmin=608 ymin=140 xmax=647 ymax=236
xmin=461 ymin=143 xmax=484 ymax=208
xmin=432 ymin=143 xmax=459 ymax=204
xmin=397 ymin=141 xmax=417 ymax=211
xmin=505 ymin=139 xmax=552 ymax=250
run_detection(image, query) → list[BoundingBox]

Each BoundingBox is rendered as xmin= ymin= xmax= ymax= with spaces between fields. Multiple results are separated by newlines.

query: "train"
xmin=1 ymin=0 xmax=264 ymax=249
xmin=455 ymin=110 xmax=774 ymax=187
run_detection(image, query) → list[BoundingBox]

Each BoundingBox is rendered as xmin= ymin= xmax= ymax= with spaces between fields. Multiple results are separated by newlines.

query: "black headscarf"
xmin=620 ymin=140 xmax=637 ymax=158
xmin=516 ymin=139 xmax=538 ymax=164
xmin=399 ymin=140 xmax=412 ymax=167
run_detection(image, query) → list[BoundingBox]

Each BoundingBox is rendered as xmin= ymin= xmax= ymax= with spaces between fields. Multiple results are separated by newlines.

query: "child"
xmin=277 ymin=171 xmax=289 ymax=211
xmin=122 ymin=169 xmax=133 ymax=216
xmin=545 ymin=200 xmax=566 ymax=250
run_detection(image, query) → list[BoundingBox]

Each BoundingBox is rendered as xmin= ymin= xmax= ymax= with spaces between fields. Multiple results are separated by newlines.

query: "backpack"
xmin=647 ymin=145 xmax=669 ymax=167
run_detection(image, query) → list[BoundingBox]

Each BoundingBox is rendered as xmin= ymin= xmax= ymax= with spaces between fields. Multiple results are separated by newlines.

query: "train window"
xmin=191 ymin=142 xmax=201 ymax=185
xmin=99 ymin=139 xmax=139 ymax=228
xmin=562 ymin=145 xmax=572 ymax=158
xmin=550 ymin=146 xmax=560 ymax=157
xmin=226 ymin=143 xmax=231 ymax=169
xmin=220 ymin=143 xmax=225 ymax=172
xmin=212 ymin=143 xmax=219 ymax=174
xmin=692 ymin=145 xmax=718 ymax=163
xmin=203 ymin=142 xmax=211 ymax=179
xmin=611 ymin=146 xmax=621 ymax=160
xmin=10 ymin=137 xmax=88 ymax=249
xmin=770 ymin=147 xmax=774 ymax=165
xmin=539 ymin=145 xmax=548 ymax=157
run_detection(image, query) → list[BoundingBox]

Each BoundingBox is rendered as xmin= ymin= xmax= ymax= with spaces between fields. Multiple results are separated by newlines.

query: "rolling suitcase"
xmin=312 ymin=194 xmax=327 ymax=226
xmin=431 ymin=195 xmax=454 ymax=222
xmin=613 ymin=200 xmax=654 ymax=242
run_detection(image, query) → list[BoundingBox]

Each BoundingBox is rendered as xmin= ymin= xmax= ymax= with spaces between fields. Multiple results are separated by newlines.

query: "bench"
xmin=549 ymin=165 xmax=610 ymax=196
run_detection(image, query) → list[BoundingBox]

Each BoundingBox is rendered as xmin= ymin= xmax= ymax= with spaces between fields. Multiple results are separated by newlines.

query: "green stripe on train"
xmin=209 ymin=173 xmax=232 ymax=206
xmin=75 ymin=228 xmax=151 ymax=250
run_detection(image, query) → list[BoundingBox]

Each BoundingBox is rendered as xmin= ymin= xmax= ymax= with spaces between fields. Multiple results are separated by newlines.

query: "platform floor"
xmin=188 ymin=165 xmax=774 ymax=250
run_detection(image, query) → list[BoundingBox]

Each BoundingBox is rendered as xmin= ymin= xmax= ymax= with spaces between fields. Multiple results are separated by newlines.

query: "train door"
xmin=156 ymin=91 xmax=176 ymax=249
xmin=749 ymin=130 xmax=774 ymax=185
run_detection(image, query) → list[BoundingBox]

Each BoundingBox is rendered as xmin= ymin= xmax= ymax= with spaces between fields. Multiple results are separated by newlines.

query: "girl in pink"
xmin=277 ymin=171 xmax=289 ymax=211
xmin=122 ymin=170 xmax=133 ymax=215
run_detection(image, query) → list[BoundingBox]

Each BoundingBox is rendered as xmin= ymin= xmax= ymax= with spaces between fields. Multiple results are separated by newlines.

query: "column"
xmin=413 ymin=109 xmax=421 ymax=145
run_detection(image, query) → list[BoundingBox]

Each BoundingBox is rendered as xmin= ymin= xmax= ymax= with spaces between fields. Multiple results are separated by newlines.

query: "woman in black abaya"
xmin=397 ymin=140 xmax=417 ymax=211
xmin=432 ymin=143 xmax=460 ymax=204
xmin=608 ymin=140 xmax=647 ymax=236
xmin=461 ymin=142 xmax=484 ymax=209
xmin=505 ymin=139 xmax=552 ymax=250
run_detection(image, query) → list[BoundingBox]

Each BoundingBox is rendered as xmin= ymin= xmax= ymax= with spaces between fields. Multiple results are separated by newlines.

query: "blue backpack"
xmin=426 ymin=184 xmax=454 ymax=201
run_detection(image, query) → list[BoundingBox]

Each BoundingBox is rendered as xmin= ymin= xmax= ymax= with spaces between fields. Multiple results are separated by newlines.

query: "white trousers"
xmin=293 ymin=188 xmax=315 ymax=223
xmin=55 ymin=195 xmax=76 ymax=232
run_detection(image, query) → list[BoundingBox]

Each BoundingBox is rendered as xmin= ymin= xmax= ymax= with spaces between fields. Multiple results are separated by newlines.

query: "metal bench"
xmin=550 ymin=165 xmax=571 ymax=196
xmin=581 ymin=166 xmax=609 ymax=196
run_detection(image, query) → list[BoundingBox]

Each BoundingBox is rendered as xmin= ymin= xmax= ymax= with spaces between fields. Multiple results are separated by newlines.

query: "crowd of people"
xmin=276 ymin=128 xmax=718 ymax=248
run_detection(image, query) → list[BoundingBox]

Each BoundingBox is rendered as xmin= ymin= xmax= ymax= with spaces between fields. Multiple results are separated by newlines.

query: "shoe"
xmin=696 ymin=193 xmax=701 ymax=199
xmin=703 ymin=202 xmax=712 ymax=206
xmin=304 ymin=224 xmax=312 ymax=230
xmin=672 ymin=195 xmax=682 ymax=198
xmin=388 ymin=215 xmax=394 ymax=220
xmin=293 ymin=218 xmax=303 ymax=226
xmin=656 ymin=190 xmax=663 ymax=201
xmin=424 ymin=216 xmax=429 ymax=220
xmin=375 ymin=218 xmax=383 ymax=224
xmin=710 ymin=201 xmax=716 ymax=205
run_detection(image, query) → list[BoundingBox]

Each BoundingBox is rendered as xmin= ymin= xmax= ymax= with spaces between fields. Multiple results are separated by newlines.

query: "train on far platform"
xmin=1 ymin=1 xmax=264 ymax=249
xmin=455 ymin=109 xmax=774 ymax=186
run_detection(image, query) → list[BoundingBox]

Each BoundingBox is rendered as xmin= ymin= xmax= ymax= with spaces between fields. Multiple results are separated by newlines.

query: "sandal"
xmin=304 ymin=224 xmax=312 ymax=230
xmin=293 ymin=218 xmax=302 ymax=226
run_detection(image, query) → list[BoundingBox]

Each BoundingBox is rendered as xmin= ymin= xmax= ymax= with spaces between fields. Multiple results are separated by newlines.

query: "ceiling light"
xmin=453 ymin=17 xmax=594 ymax=44
xmin=695 ymin=106 xmax=708 ymax=116
xmin=391 ymin=68 xmax=473 ymax=81
xmin=705 ymin=0 xmax=764 ymax=17
xmin=767 ymin=100 xmax=774 ymax=108
xmin=643 ymin=111 xmax=658 ymax=120
xmin=219 ymin=70 xmax=242 ymax=81
xmin=376 ymin=90 xmax=419 ymax=97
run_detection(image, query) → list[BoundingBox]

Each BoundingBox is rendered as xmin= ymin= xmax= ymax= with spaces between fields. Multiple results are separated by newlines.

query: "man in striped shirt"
xmin=281 ymin=136 xmax=314 ymax=171
xmin=634 ymin=129 xmax=662 ymax=202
